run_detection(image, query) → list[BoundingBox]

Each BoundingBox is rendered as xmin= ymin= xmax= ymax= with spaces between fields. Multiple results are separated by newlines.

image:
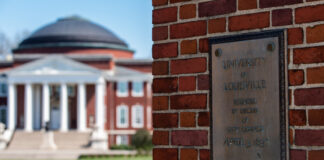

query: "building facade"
xmin=0 ymin=16 xmax=152 ymax=150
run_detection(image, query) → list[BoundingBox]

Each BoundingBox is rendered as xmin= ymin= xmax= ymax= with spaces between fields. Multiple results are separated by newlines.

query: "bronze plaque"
xmin=210 ymin=31 xmax=287 ymax=160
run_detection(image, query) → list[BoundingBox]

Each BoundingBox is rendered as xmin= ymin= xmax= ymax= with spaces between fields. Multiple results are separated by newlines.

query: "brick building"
xmin=0 ymin=16 xmax=152 ymax=150
xmin=152 ymin=0 xmax=324 ymax=160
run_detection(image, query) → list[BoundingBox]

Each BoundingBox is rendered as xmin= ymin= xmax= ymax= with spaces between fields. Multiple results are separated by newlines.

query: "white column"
xmin=60 ymin=83 xmax=68 ymax=132
xmin=34 ymin=85 xmax=41 ymax=130
xmin=25 ymin=83 xmax=33 ymax=132
xmin=7 ymin=83 xmax=16 ymax=131
xmin=95 ymin=78 xmax=105 ymax=132
xmin=77 ymin=83 xmax=87 ymax=132
xmin=42 ymin=83 xmax=50 ymax=129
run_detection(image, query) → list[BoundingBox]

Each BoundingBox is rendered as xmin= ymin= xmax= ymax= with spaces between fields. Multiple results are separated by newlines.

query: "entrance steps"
xmin=7 ymin=131 xmax=43 ymax=150
xmin=7 ymin=130 xmax=91 ymax=150
xmin=53 ymin=131 xmax=90 ymax=149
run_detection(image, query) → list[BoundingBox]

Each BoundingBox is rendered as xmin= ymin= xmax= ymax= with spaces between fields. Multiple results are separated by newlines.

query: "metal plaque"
xmin=209 ymin=31 xmax=287 ymax=160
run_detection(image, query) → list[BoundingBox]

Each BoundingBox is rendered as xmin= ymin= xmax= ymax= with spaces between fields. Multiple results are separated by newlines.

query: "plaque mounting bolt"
xmin=215 ymin=48 xmax=222 ymax=57
xmin=267 ymin=42 xmax=275 ymax=52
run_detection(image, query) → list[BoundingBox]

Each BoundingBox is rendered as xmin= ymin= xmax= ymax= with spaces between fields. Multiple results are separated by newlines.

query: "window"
xmin=117 ymin=81 xmax=128 ymax=97
xmin=68 ymin=86 xmax=75 ymax=97
xmin=132 ymin=105 xmax=144 ymax=128
xmin=116 ymin=135 xmax=128 ymax=145
xmin=0 ymin=107 xmax=7 ymax=126
xmin=117 ymin=105 xmax=128 ymax=128
xmin=132 ymin=81 xmax=143 ymax=97
xmin=0 ymin=83 xmax=7 ymax=96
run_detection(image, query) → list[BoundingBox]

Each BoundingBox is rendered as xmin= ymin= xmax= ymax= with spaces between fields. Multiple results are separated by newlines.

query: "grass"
xmin=79 ymin=155 xmax=152 ymax=160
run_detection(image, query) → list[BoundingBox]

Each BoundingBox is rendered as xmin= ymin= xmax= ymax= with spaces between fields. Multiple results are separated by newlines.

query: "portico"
xmin=5 ymin=56 xmax=106 ymax=133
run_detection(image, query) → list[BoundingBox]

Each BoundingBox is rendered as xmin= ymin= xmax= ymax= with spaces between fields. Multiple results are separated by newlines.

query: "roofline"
xmin=115 ymin=58 xmax=152 ymax=66
xmin=13 ymin=53 xmax=113 ymax=62
xmin=13 ymin=42 xmax=135 ymax=53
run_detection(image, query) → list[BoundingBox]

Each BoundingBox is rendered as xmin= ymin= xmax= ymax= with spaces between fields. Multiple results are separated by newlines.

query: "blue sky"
xmin=0 ymin=0 xmax=153 ymax=59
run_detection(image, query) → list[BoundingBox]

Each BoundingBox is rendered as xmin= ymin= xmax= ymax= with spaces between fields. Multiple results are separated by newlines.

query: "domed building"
xmin=0 ymin=16 xmax=152 ymax=151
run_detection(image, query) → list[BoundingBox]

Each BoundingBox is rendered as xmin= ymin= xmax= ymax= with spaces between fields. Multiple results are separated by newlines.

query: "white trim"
xmin=116 ymin=81 xmax=128 ymax=97
xmin=131 ymin=105 xmax=144 ymax=128
xmin=116 ymin=105 xmax=129 ymax=128
xmin=107 ymin=130 xmax=136 ymax=135
xmin=131 ymin=81 xmax=144 ymax=97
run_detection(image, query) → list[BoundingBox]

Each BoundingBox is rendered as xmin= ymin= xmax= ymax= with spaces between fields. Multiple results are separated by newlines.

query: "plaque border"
xmin=208 ymin=30 xmax=287 ymax=160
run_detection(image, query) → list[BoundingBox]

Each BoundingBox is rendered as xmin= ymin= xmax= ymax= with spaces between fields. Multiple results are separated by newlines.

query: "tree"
xmin=131 ymin=129 xmax=153 ymax=155
xmin=0 ymin=32 xmax=11 ymax=54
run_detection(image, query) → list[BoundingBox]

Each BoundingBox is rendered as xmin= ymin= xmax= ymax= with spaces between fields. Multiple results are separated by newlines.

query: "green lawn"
xmin=79 ymin=156 xmax=152 ymax=160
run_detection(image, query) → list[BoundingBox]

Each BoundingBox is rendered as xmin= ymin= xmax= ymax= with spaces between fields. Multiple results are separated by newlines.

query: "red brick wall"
xmin=152 ymin=0 xmax=324 ymax=160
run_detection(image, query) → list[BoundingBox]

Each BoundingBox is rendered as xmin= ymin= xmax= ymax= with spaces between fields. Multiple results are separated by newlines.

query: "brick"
xmin=290 ymin=128 xmax=294 ymax=145
xmin=153 ymin=42 xmax=178 ymax=59
xmin=152 ymin=96 xmax=168 ymax=111
xmin=153 ymin=148 xmax=178 ymax=160
xmin=309 ymin=109 xmax=324 ymax=126
xmin=170 ymin=0 xmax=191 ymax=3
xmin=288 ymin=70 xmax=304 ymax=86
xmin=152 ymin=0 xmax=168 ymax=6
xmin=181 ymin=40 xmax=197 ymax=55
xmin=288 ymin=28 xmax=303 ymax=45
xmin=289 ymin=110 xmax=306 ymax=126
xmin=153 ymin=113 xmax=178 ymax=128
xmin=307 ymin=24 xmax=324 ymax=43
xmin=179 ymin=76 xmax=196 ymax=91
xmin=153 ymin=26 xmax=168 ymax=41
xmin=180 ymin=112 xmax=196 ymax=127
xmin=238 ymin=0 xmax=257 ymax=10
xmin=199 ymin=38 xmax=209 ymax=53
xmin=153 ymin=7 xmax=177 ymax=24
xmin=153 ymin=131 xmax=169 ymax=145
xmin=260 ymin=0 xmax=302 ymax=8
xmin=295 ymin=4 xmax=324 ymax=24
xmin=152 ymin=61 xmax=168 ymax=75
xmin=208 ymin=18 xmax=226 ymax=34
xmin=294 ymin=88 xmax=324 ymax=106
xmin=198 ymin=74 xmax=209 ymax=90
xmin=198 ymin=0 xmax=236 ymax=17
xmin=181 ymin=149 xmax=197 ymax=160
xmin=308 ymin=67 xmax=324 ymax=84
xmin=200 ymin=149 xmax=210 ymax=160
xmin=171 ymin=94 xmax=207 ymax=109
xmin=229 ymin=12 xmax=270 ymax=31
xmin=172 ymin=130 xmax=208 ymax=146
xmin=171 ymin=58 xmax=206 ymax=74
xmin=153 ymin=77 xmax=178 ymax=93
xmin=309 ymin=150 xmax=324 ymax=160
xmin=272 ymin=9 xmax=292 ymax=26
xmin=170 ymin=21 xmax=207 ymax=39
xmin=290 ymin=149 xmax=306 ymax=160
xmin=198 ymin=112 xmax=210 ymax=126
xmin=294 ymin=46 xmax=324 ymax=64
xmin=295 ymin=130 xmax=324 ymax=146
xmin=180 ymin=4 xmax=196 ymax=19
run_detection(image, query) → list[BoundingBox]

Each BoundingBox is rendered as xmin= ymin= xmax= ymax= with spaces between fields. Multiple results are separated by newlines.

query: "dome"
xmin=15 ymin=16 xmax=129 ymax=52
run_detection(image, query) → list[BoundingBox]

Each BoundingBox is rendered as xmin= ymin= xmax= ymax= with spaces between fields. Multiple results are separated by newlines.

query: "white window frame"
xmin=67 ymin=85 xmax=75 ymax=97
xmin=0 ymin=83 xmax=7 ymax=97
xmin=116 ymin=105 xmax=129 ymax=128
xmin=117 ymin=81 xmax=128 ymax=97
xmin=132 ymin=105 xmax=144 ymax=128
xmin=116 ymin=135 xmax=129 ymax=145
xmin=0 ymin=106 xmax=7 ymax=126
xmin=132 ymin=81 xmax=144 ymax=97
